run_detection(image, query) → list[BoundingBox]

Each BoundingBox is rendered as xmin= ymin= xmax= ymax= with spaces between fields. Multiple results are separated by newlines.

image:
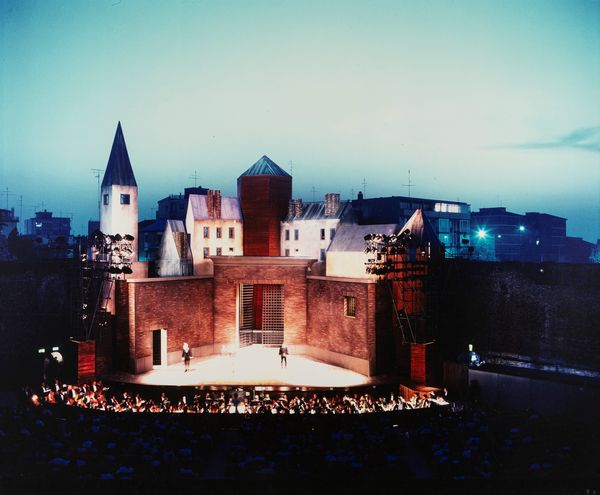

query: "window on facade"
xmin=203 ymin=247 xmax=209 ymax=258
xmin=294 ymin=229 xmax=299 ymax=241
xmin=216 ymin=227 xmax=222 ymax=239
xmin=120 ymin=194 xmax=130 ymax=205
xmin=344 ymin=296 xmax=356 ymax=317
xmin=285 ymin=249 xmax=290 ymax=257
xmin=320 ymin=229 xmax=326 ymax=240
xmin=103 ymin=194 xmax=109 ymax=205
xmin=320 ymin=249 xmax=325 ymax=261
xmin=285 ymin=229 xmax=290 ymax=241
xmin=203 ymin=227 xmax=209 ymax=238
xmin=330 ymin=228 xmax=336 ymax=240
xmin=229 ymin=227 xmax=235 ymax=239
xmin=216 ymin=248 xmax=222 ymax=256
xmin=460 ymin=220 xmax=469 ymax=233
xmin=229 ymin=247 xmax=234 ymax=253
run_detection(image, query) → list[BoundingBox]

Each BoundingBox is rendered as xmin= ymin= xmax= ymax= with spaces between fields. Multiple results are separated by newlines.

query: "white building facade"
xmin=281 ymin=194 xmax=349 ymax=262
xmin=186 ymin=190 xmax=243 ymax=275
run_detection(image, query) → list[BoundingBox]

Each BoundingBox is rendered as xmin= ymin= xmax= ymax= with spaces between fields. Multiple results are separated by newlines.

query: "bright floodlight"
xmin=519 ymin=225 xmax=525 ymax=232
xmin=476 ymin=228 xmax=487 ymax=239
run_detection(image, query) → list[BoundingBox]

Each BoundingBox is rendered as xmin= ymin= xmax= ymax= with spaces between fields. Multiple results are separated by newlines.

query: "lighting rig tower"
xmin=80 ymin=231 xmax=134 ymax=340
xmin=364 ymin=209 xmax=445 ymax=384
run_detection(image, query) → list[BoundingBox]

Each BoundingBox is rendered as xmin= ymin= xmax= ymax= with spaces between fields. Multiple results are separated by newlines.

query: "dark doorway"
xmin=152 ymin=329 xmax=167 ymax=366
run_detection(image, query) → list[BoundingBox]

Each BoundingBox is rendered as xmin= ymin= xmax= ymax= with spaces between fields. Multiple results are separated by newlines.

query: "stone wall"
xmin=438 ymin=261 xmax=600 ymax=374
xmin=0 ymin=261 xmax=80 ymax=385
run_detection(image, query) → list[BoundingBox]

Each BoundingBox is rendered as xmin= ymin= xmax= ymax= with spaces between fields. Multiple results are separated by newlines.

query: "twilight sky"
xmin=1 ymin=0 xmax=599 ymax=241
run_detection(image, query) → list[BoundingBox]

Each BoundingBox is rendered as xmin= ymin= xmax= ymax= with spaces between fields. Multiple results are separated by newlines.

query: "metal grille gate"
xmin=239 ymin=284 xmax=284 ymax=347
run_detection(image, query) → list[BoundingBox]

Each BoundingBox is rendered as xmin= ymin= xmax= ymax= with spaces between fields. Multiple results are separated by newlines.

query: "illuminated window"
xmin=285 ymin=229 xmax=290 ymax=241
xmin=294 ymin=229 xmax=299 ymax=241
xmin=229 ymin=227 xmax=235 ymax=239
xmin=203 ymin=247 xmax=209 ymax=258
xmin=320 ymin=229 xmax=325 ymax=240
xmin=344 ymin=296 xmax=356 ymax=317
xmin=120 ymin=194 xmax=130 ymax=205
xmin=216 ymin=227 xmax=222 ymax=239
xmin=434 ymin=202 xmax=460 ymax=214
xmin=203 ymin=227 xmax=209 ymax=238
xmin=216 ymin=247 xmax=222 ymax=256
xmin=103 ymin=194 xmax=109 ymax=205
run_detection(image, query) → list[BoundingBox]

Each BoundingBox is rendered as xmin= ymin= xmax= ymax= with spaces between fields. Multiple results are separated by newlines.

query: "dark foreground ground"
xmin=0 ymin=386 xmax=599 ymax=494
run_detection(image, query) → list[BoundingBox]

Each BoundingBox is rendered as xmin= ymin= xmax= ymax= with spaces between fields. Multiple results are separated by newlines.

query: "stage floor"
xmin=104 ymin=346 xmax=372 ymax=388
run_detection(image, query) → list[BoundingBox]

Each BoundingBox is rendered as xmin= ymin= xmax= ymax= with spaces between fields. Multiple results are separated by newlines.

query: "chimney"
xmin=214 ymin=190 xmax=222 ymax=219
xmin=294 ymin=199 xmax=303 ymax=217
xmin=207 ymin=190 xmax=214 ymax=219
xmin=288 ymin=199 xmax=295 ymax=218
xmin=324 ymin=193 xmax=340 ymax=217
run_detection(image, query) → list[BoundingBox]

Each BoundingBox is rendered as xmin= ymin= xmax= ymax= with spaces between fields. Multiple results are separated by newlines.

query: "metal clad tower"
xmin=238 ymin=155 xmax=292 ymax=256
xmin=99 ymin=122 xmax=139 ymax=260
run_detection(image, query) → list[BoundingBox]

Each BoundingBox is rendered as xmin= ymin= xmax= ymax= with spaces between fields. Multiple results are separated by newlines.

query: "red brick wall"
xmin=116 ymin=277 xmax=214 ymax=370
xmin=212 ymin=259 xmax=311 ymax=346
xmin=238 ymin=175 xmax=292 ymax=256
xmin=306 ymin=277 xmax=376 ymax=364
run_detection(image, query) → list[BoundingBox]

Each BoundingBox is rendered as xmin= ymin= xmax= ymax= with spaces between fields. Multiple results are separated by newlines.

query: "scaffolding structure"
xmin=364 ymin=226 xmax=444 ymax=345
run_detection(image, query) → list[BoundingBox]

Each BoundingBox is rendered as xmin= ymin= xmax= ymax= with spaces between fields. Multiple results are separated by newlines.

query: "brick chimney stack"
xmin=214 ymin=190 xmax=221 ymax=219
xmin=324 ymin=193 xmax=340 ymax=217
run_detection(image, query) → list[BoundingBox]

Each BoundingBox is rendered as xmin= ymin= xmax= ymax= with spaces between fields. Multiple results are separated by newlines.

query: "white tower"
xmin=99 ymin=122 xmax=138 ymax=260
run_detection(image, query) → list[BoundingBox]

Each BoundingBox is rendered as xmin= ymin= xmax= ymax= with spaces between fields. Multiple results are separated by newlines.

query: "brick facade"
xmin=306 ymin=276 xmax=382 ymax=375
xmin=116 ymin=276 xmax=214 ymax=373
xmin=212 ymin=257 xmax=314 ymax=346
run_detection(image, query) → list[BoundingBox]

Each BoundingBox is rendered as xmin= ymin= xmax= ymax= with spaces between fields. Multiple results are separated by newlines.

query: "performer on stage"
xmin=279 ymin=343 xmax=288 ymax=368
xmin=182 ymin=342 xmax=192 ymax=372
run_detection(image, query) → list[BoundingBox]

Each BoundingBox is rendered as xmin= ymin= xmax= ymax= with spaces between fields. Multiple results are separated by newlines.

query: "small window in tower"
xmin=294 ymin=229 xmax=299 ymax=241
xmin=103 ymin=194 xmax=109 ymax=206
xmin=203 ymin=247 xmax=209 ymax=258
xmin=203 ymin=227 xmax=209 ymax=238
xmin=320 ymin=249 xmax=325 ymax=261
xmin=216 ymin=247 xmax=222 ymax=256
xmin=344 ymin=296 xmax=356 ymax=318
xmin=320 ymin=229 xmax=325 ymax=240
xmin=285 ymin=229 xmax=290 ymax=241
xmin=216 ymin=227 xmax=222 ymax=239
xmin=330 ymin=228 xmax=336 ymax=240
xmin=120 ymin=194 xmax=130 ymax=205
xmin=229 ymin=227 xmax=235 ymax=239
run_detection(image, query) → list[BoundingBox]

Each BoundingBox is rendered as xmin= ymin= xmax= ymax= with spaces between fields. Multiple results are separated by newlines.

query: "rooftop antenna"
xmin=91 ymin=168 xmax=102 ymax=220
xmin=310 ymin=186 xmax=317 ymax=202
xmin=18 ymin=195 xmax=23 ymax=230
xmin=362 ymin=178 xmax=367 ymax=198
xmin=1 ymin=187 xmax=13 ymax=209
xmin=351 ymin=188 xmax=354 ymax=199
xmin=189 ymin=170 xmax=200 ymax=187
xmin=402 ymin=169 xmax=415 ymax=198
xmin=288 ymin=160 xmax=294 ymax=176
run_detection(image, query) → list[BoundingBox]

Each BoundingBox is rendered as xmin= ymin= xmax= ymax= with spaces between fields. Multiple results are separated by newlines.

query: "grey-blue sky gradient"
xmin=1 ymin=0 xmax=599 ymax=241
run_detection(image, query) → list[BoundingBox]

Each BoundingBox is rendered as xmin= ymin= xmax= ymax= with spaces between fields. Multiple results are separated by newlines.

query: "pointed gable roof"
xmin=240 ymin=155 xmax=291 ymax=177
xmin=101 ymin=122 xmax=137 ymax=188
xmin=400 ymin=209 xmax=441 ymax=248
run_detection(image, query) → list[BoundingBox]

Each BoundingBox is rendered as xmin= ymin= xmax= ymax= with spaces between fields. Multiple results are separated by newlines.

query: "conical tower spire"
xmin=101 ymin=122 xmax=137 ymax=188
